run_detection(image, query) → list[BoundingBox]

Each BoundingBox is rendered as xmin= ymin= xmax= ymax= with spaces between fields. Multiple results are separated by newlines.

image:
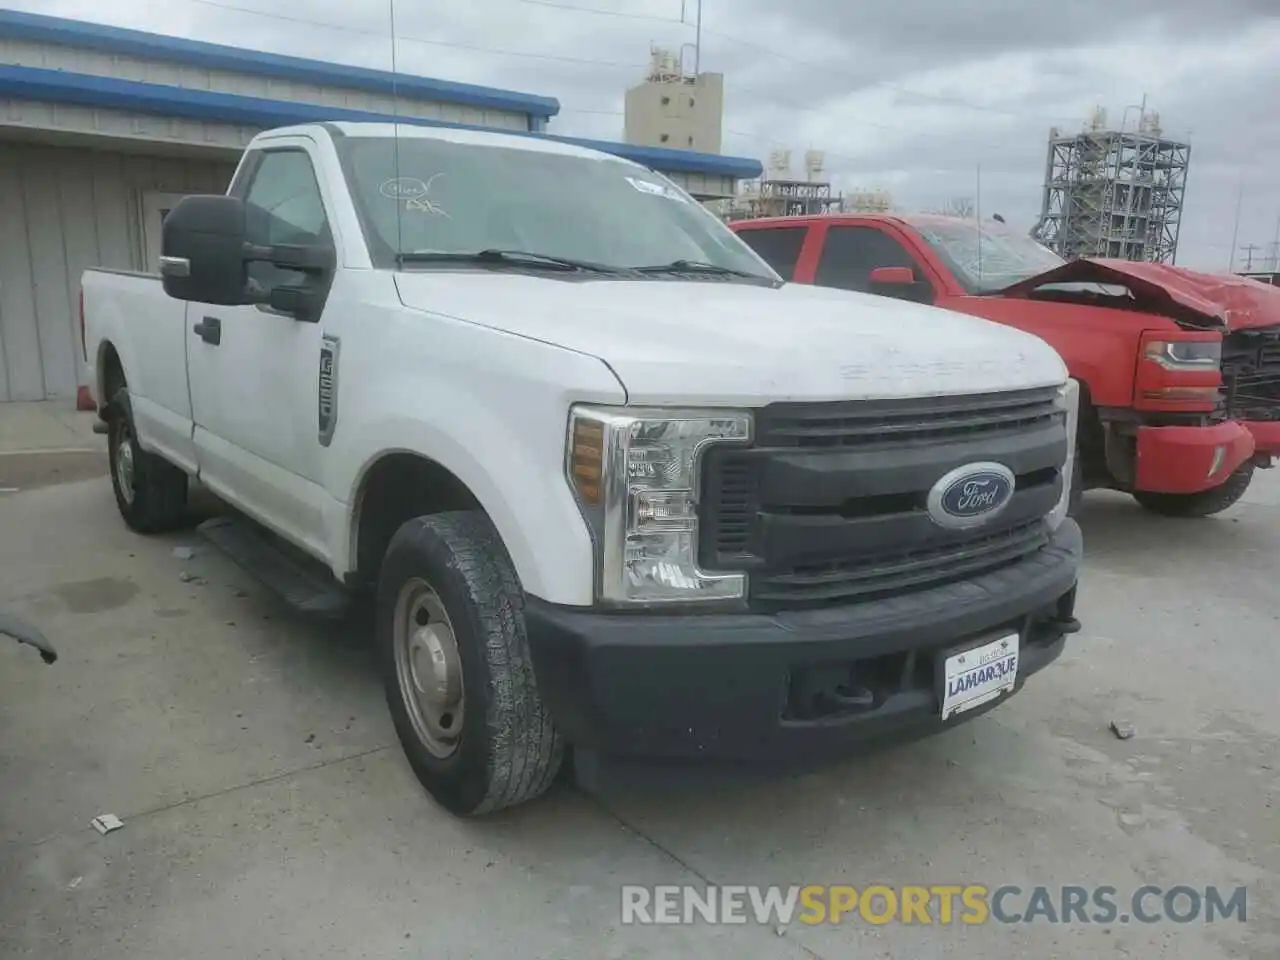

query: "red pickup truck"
xmin=730 ymin=213 xmax=1280 ymax=517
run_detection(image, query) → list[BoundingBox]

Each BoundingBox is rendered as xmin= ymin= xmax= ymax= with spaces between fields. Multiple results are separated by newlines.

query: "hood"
xmin=394 ymin=272 xmax=1066 ymax=405
xmin=996 ymin=259 xmax=1280 ymax=332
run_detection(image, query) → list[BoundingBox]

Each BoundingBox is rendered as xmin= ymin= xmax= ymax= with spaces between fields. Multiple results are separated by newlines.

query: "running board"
xmin=197 ymin=515 xmax=350 ymax=619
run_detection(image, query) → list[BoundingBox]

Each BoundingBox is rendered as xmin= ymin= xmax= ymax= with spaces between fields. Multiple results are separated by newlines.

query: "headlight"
xmin=1046 ymin=378 xmax=1080 ymax=531
xmin=1143 ymin=338 xmax=1221 ymax=368
xmin=566 ymin=406 xmax=751 ymax=605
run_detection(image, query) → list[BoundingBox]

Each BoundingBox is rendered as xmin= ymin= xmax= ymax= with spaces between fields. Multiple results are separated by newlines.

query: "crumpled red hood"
xmin=997 ymin=258 xmax=1280 ymax=331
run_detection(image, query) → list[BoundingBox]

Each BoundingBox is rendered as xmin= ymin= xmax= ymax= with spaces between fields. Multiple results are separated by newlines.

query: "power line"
xmin=560 ymin=87 xmax=1050 ymax=158
xmin=517 ymin=1 xmax=1119 ymax=127
xmin=557 ymin=103 xmax=1042 ymax=173
xmin=698 ymin=24 xmax=1088 ymax=125
xmin=180 ymin=0 xmax=648 ymax=67
xmin=509 ymin=0 xmax=682 ymax=22
xmin=104 ymin=0 xmax=1167 ymax=129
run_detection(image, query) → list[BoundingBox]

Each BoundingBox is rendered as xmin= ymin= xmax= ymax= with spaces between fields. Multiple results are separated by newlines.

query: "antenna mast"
xmin=975 ymin=163 xmax=983 ymax=285
xmin=681 ymin=0 xmax=703 ymax=74
xmin=389 ymin=0 xmax=403 ymax=257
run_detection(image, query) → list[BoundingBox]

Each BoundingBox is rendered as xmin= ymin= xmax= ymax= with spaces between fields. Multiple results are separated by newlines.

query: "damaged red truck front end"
xmin=728 ymin=212 xmax=1280 ymax=517
xmin=995 ymin=259 xmax=1280 ymax=504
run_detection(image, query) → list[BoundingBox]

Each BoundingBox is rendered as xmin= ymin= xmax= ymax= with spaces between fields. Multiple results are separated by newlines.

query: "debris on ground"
xmin=90 ymin=814 xmax=125 ymax=835
xmin=178 ymin=572 xmax=202 ymax=584
xmin=1110 ymin=720 xmax=1135 ymax=740
xmin=172 ymin=546 xmax=197 ymax=561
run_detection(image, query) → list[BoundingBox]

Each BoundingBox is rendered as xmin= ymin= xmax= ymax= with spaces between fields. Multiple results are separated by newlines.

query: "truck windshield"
xmin=335 ymin=134 xmax=777 ymax=281
xmin=903 ymin=217 xmax=1067 ymax=294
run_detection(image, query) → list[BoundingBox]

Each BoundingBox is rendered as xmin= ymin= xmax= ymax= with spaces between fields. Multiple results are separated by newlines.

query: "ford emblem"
xmin=926 ymin=462 xmax=1016 ymax=530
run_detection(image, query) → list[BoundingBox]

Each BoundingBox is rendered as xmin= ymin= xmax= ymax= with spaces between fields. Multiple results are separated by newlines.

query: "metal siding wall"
xmin=1 ymin=38 xmax=531 ymax=131
xmin=0 ymin=144 xmax=44 ymax=400
xmin=17 ymin=148 xmax=75 ymax=400
xmin=0 ymin=98 xmax=262 ymax=153
xmin=0 ymin=143 xmax=237 ymax=401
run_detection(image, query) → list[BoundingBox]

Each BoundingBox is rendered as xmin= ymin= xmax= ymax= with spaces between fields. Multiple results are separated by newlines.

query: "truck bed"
xmin=81 ymin=267 xmax=193 ymax=470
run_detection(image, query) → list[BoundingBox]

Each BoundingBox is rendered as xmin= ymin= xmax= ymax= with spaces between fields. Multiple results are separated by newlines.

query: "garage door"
xmin=0 ymin=142 xmax=235 ymax=402
xmin=0 ymin=142 xmax=80 ymax=403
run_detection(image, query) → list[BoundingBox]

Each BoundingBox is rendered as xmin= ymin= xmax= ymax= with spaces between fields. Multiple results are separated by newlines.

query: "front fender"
xmin=335 ymin=416 xmax=594 ymax=604
xmin=321 ymin=323 xmax=626 ymax=607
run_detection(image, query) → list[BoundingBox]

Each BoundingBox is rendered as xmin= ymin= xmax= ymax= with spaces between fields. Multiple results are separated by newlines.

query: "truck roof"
xmin=730 ymin=212 xmax=968 ymax=230
xmin=257 ymin=121 xmax=646 ymax=168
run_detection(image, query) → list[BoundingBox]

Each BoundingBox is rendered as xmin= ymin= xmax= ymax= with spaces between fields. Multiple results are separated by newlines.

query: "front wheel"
xmin=1132 ymin=463 xmax=1254 ymax=518
xmin=376 ymin=510 xmax=563 ymax=817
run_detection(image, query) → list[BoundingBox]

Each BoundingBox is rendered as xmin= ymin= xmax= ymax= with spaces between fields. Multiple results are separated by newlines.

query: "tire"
xmin=107 ymin=387 xmax=189 ymax=533
xmin=1067 ymin=443 xmax=1084 ymax=517
xmin=376 ymin=510 xmax=563 ymax=817
xmin=1132 ymin=462 xmax=1254 ymax=518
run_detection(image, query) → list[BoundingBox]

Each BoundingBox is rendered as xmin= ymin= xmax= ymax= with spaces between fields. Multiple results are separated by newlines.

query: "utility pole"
xmin=1271 ymin=213 xmax=1280 ymax=272
xmin=681 ymin=0 xmax=703 ymax=74
xmin=1227 ymin=182 xmax=1244 ymax=272
xmin=1241 ymin=243 xmax=1260 ymax=272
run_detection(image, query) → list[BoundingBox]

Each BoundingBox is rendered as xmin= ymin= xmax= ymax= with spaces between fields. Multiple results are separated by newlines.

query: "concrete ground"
xmin=0 ymin=402 xmax=105 ymax=493
xmin=1 ymin=447 xmax=1277 ymax=957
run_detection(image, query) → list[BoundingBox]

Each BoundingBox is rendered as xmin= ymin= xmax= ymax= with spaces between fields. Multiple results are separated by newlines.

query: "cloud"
xmin=16 ymin=0 xmax=1280 ymax=268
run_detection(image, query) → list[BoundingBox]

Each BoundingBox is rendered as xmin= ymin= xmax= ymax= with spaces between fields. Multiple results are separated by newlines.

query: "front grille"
xmin=752 ymin=519 xmax=1049 ymax=607
xmin=699 ymin=388 xmax=1066 ymax=611
xmin=1223 ymin=328 xmax=1280 ymax=421
xmin=754 ymin=386 xmax=1061 ymax=449
xmin=701 ymin=455 xmax=758 ymax=558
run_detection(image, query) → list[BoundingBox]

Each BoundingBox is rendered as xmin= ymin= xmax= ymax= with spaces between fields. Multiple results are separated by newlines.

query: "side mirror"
xmin=160 ymin=198 xmax=335 ymax=321
xmin=868 ymin=266 xmax=934 ymax=304
xmin=160 ymin=195 xmax=251 ymax=306
xmin=869 ymin=266 xmax=914 ymax=286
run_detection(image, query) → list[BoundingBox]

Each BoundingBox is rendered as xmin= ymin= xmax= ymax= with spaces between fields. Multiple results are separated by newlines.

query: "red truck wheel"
xmin=1132 ymin=463 xmax=1254 ymax=518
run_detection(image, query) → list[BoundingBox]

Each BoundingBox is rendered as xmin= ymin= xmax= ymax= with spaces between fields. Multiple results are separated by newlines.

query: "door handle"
xmin=192 ymin=316 xmax=222 ymax=346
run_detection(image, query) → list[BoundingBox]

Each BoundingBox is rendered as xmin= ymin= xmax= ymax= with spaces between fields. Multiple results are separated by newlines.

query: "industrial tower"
xmin=1032 ymin=106 xmax=1191 ymax=263
xmin=624 ymin=46 xmax=724 ymax=154
xmin=727 ymin=150 xmax=849 ymax=219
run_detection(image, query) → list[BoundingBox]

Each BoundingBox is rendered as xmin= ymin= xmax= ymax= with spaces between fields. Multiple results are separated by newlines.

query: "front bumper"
xmin=1133 ymin=421 xmax=1256 ymax=494
xmin=525 ymin=519 xmax=1082 ymax=767
xmin=1241 ymin=419 xmax=1280 ymax=458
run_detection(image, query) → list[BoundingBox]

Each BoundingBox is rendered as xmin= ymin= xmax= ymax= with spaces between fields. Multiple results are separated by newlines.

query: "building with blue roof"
xmin=0 ymin=9 xmax=762 ymax=403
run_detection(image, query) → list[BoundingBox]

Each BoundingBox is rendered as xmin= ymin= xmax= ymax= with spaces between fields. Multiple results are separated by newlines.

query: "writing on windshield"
xmin=334 ymin=135 xmax=775 ymax=281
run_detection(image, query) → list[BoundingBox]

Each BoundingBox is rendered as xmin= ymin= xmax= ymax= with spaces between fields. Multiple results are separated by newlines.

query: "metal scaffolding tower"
xmin=1032 ymin=106 xmax=1191 ymax=264
xmin=726 ymin=149 xmax=847 ymax=220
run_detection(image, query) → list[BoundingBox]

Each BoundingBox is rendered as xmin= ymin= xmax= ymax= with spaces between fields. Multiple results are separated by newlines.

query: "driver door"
xmin=186 ymin=141 xmax=336 ymax=559
xmin=806 ymin=224 xmax=937 ymax=303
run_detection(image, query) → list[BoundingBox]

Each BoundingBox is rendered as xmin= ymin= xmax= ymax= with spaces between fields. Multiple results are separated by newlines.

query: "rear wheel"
xmin=376 ymin=510 xmax=563 ymax=817
xmin=1132 ymin=463 xmax=1254 ymax=518
xmin=107 ymin=387 xmax=189 ymax=533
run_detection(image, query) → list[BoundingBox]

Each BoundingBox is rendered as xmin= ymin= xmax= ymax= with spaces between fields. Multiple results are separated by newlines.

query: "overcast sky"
xmin=18 ymin=0 xmax=1280 ymax=270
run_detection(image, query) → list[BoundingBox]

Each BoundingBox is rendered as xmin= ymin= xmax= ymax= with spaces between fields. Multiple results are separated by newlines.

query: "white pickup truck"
xmin=81 ymin=121 xmax=1083 ymax=817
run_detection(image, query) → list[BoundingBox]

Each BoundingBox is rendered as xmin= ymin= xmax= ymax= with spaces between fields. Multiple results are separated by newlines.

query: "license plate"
xmin=940 ymin=633 xmax=1020 ymax=721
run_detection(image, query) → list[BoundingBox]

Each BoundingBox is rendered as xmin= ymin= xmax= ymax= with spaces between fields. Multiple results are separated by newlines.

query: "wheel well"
xmin=352 ymin=454 xmax=482 ymax=586
xmin=1074 ymin=380 xmax=1107 ymax=479
xmin=100 ymin=343 xmax=125 ymax=412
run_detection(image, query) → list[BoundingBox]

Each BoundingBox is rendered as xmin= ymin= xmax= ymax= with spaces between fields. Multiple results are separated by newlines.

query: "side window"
xmin=239 ymin=149 xmax=332 ymax=291
xmin=736 ymin=227 xmax=806 ymax=280
xmin=814 ymin=226 xmax=924 ymax=293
